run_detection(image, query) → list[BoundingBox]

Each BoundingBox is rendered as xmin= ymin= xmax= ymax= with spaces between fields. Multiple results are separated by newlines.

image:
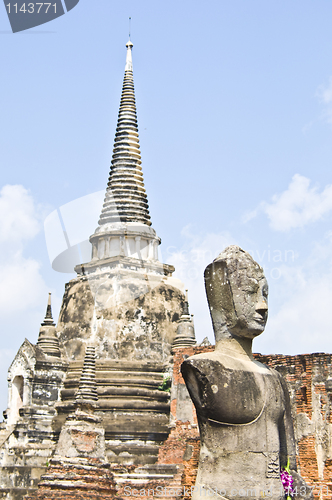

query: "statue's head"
xmin=204 ymin=245 xmax=268 ymax=342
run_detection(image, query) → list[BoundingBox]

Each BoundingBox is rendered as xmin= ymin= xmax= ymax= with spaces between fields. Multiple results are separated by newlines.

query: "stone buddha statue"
xmin=181 ymin=246 xmax=311 ymax=500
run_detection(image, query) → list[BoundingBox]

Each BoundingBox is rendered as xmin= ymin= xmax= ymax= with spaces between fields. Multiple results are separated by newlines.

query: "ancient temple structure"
xmin=0 ymin=40 xmax=196 ymax=500
xmin=2 ymin=37 xmax=332 ymax=500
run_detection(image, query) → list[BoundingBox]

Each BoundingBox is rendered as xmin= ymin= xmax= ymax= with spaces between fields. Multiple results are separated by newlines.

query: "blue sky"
xmin=1 ymin=0 xmax=332 ymax=412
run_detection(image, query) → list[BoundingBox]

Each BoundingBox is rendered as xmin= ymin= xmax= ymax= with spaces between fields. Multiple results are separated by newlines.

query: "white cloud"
xmin=0 ymin=186 xmax=50 ymax=414
xmin=0 ymin=256 xmax=46 ymax=315
xmin=317 ymin=77 xmax=332 ymax=105
xmin=257 ymin=272 xmax=332 ymax=355
xmin=255 ymin=232 xmax=332 ymax=355
xmin=245 ymin=174 xmax=332 ymax=231
xmin=0 ymin=185 xmax=47 ymax=317
xmin=0 ymin=185 xmax=40 ymax=244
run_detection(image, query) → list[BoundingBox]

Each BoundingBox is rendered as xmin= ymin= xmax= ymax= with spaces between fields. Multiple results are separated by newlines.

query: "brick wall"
xmin=24 ymin=459 xmax=117 ymax=500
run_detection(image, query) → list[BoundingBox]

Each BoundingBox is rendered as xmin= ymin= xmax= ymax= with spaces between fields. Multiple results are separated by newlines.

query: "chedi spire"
xmin=98 ymin=40 xmax=151 ymax=227
xmin=37 ymin=293 xmax=61 ymax=357
xmin=42 ymin=292 xmax=55 ymax=326
xmin=172 ymin=290 xmax=196 ymax=350
xmin=86 ymin=40 xmax=163 ymax=270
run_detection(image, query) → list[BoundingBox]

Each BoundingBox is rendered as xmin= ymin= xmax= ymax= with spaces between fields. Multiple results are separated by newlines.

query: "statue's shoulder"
xmin=181 ymin=352 xmax=226 ymax=380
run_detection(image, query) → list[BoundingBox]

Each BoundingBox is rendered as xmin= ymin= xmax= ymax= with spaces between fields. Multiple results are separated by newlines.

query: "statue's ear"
xmin=204 ymin=260 xmax=237 ymax=337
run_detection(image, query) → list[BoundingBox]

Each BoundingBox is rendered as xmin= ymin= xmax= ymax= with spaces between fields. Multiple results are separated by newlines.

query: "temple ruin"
xmin=0 ymin=39 xmax=195 ymax=499
xmin=0 ymin=40 xmax=332 ymax=500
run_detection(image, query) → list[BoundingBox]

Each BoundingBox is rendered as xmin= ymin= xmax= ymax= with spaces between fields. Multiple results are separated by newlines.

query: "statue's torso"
xmin=181 ymin=355 xmax=286 ymax=500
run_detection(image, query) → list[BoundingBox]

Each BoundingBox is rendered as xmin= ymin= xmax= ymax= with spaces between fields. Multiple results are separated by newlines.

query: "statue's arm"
xmin=181 ymin=359 xmax=206 ymax=417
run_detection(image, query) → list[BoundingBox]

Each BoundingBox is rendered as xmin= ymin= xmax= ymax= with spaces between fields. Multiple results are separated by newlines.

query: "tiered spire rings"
xmin=75 ymin=345 xmax=98 ymax=403
xmin=37 ymin=293 xmax=61 ymax=358
xmin=85 ymin=40 xmax=167 ymax=272
xmin=98 ymin=40 xmax=151 ymax=227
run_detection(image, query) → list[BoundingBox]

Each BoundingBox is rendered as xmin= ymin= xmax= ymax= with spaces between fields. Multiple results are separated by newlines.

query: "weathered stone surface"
xmin=55 ymin=409 xmax=105 ymax=461
xmin=4 ymin=339 xmax=67 ymax=424
xmin=23 ymin=459 xmax=117 ymax=500
xmin=57 ymin=273 xmax=184 ymax=362
xmin=181 ymin=246 xmax=312 ymax=500
xmin=51 ymin=357 xmax=172 ymax=465
xmin=75 ymin=346 xmax=98 ymax=403
xmin=23 ymin=346 xmax=117 ymax=500
xmin=0 ymin=338 xmax=67 ymax=499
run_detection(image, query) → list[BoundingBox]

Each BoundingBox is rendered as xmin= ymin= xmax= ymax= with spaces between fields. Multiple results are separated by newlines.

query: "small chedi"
xmin=181 ymin=246 xmax=313 ymax=500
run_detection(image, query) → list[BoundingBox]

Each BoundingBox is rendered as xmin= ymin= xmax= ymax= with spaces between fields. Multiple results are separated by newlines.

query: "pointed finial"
xmin=37 ymin=292 xmax=60 ymax=357
xmin=129 ymin=17 xmax=131 ymax=40
xmin=183 ymin=289 xmax=189 ymax=316
xmin=125 ymin=38 xmax=133 ymax=72
xmin=41 ymin=292 xmax=55 ymax=326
